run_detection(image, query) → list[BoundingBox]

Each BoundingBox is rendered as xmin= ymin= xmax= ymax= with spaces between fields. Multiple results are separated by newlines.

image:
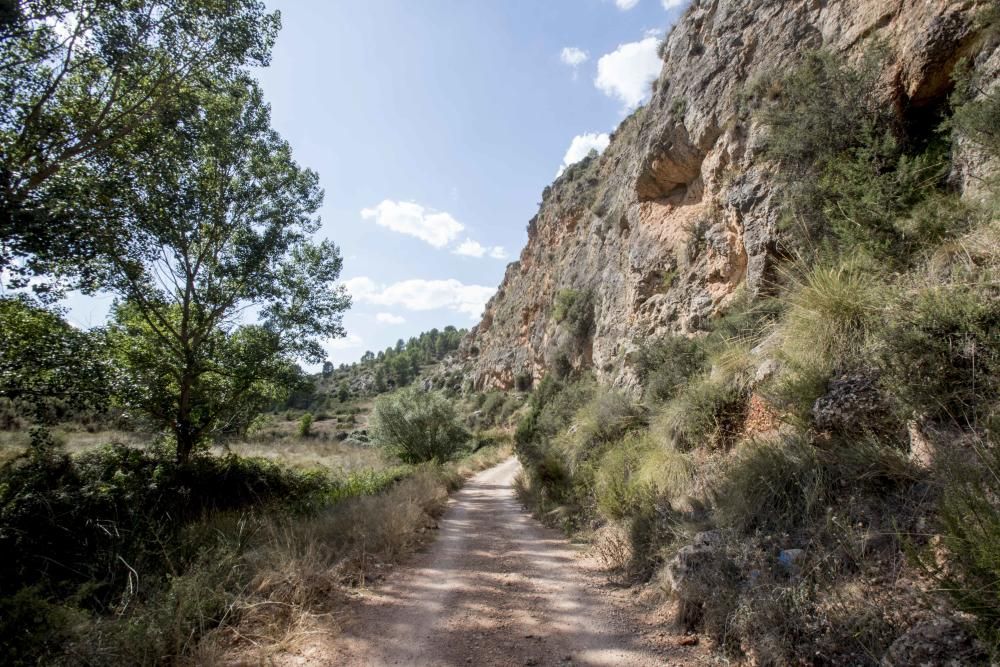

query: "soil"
xmin=280 ymin=457 xmax=708 ymax=666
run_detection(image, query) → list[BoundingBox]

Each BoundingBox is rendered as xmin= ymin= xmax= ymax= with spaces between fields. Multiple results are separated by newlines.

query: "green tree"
xmin=337 ymin=380 xmax=350 ymax=403
xmin=0 ymin=296 xmax=110 ymax=422
xmin=104 ymin=79 xmax=349 ymax=464
xmin=298 ymin=412 xmax=313 ymax=437
xmin=0 ymin=0 xmax=280 ymax=288
xmin=370 ymin=387 xmax=469 ymax=463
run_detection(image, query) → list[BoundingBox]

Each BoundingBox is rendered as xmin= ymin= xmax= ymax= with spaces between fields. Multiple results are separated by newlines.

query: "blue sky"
xmin=63 ymin=0 xmax=689 ymax=368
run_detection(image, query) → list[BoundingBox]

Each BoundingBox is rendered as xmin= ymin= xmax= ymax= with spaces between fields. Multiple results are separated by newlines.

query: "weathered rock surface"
xmin=663 ymin=530 xmax=738 ymax=627
xmin=812 ymin=372 xmax=901 ymax=437
xmin=462 ymin=0 xmax=998 ymax=391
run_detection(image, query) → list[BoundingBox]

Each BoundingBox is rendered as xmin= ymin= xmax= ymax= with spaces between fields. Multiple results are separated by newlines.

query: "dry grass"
xmin=0 ymin=422 xmax=387 ymax=473
xmin=223 ymin=437 xmax=387 ymax=474
xmin=0 ymin=427 xmax=146 ymax=465
xmin=197 ymin=445 xmax=512 ymax=661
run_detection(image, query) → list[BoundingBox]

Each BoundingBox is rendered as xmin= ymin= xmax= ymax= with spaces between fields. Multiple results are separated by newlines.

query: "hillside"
xmin=465 ymin=0 xmax=997 ymax=392
xmin=459 ymin=0 xmax=1000 ymax=663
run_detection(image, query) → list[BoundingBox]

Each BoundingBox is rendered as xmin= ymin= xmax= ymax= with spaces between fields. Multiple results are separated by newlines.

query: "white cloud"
xmin=344 ymin=277 xmax=495 ymax=320
xmin=453 ymin=238 xmax=508 ymax=260
xmin=560 ymin=47 xmax=588 ymax=67
xmin=375 ymin=312 xmax=406 ymax=325
xmin=556 ymin=132 xmax=610 ymax=176
xmin=662 ymin=0 xmax=687 ymax=9
xmin=616 ymin=0 xmax=640 ymax=9
xmin=454 ymin=239 xmax=487 ymax=258
xmin=594 ymin=36 xmax=662 ymax=109
xmin=326 ymin=333 xmax=363 ymax=350
xmin=360 ymin=200 xmax=464 ymax=248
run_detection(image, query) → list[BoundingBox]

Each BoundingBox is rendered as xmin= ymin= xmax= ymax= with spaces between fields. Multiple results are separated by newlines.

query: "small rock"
xmin=778 ymin=548 xmax=804 ymax=568
xmin=678 ymin=635 xmax=700 ymax=646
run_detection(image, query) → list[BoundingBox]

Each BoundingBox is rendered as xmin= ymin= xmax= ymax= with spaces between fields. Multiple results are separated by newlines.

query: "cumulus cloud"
xmin=560 ymin=47 xmax=588 ymax=67
xmin=453 ymin=238 xmax=508 ymax=260
xmin=594 ymin=37 xmax=662 ymax=109
xmin=556 ymin=132 xmax=610 ymax=177
xmin=662 ymin=0 xmax=687 ymax=9
xmin=325 ymin=333 xmax=363 ymax=351
xmin=615 ymin=0 xmax=640 ymax=9
xmin=344 ymin=277 xmax=495 ymax=319
xmin=375 ymin=312 xmax=406 ymax=325
xmin=453 ymin=239 xmax=487 ymax=258
xmin=360 ymin=200 xmax=464 ymax=248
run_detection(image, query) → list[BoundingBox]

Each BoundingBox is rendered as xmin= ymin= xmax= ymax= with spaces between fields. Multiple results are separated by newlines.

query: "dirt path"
xmin=304 ymin=457 xmax=703 ymax=667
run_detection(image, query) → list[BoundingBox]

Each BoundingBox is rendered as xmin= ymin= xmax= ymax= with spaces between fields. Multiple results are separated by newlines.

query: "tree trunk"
xmin=175 ymin=372 xmax=196 ymax=465
xmin=175 ymin=418 xmax=197 ymax=466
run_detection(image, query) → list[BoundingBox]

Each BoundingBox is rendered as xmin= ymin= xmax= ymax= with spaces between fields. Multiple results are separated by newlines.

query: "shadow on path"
xmin=331 ymin=458 xmax=694 ymax=667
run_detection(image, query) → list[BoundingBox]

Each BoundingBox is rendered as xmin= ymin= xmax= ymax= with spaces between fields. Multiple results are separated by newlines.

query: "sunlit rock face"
xmin=462 ymin=0 xmax=998 ymax=392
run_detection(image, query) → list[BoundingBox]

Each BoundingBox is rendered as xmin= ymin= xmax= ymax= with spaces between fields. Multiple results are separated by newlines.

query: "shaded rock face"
xmin=463 ymin=0 xmax=996 ymax=392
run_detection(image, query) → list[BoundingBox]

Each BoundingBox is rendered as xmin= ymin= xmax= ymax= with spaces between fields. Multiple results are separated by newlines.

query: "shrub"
xmin=951 ymin=54 xmax=1000 ymax=161
xmin=0 ymin=440 xmax=332 ymax=623
xmin=713 ymin=436 xmax=826 ymax=535
xmin=654 ymin=374 xmax=748 ymax=452
xmin=769 ymin=261 xmax=880 ymax=420
xmin=714 ymin=433 xmax=917 ymax=537
xmin=499 ymin=394 xmax=522 ymax=423
xmin=759 ymin=49 xmax=948 ymax=263
xmin=921 ymin=440 xmax=1000 ymax=655
xmin=298 ymin=412 xmax=314 ymax=437
xmin=0 ymin=587 xmax=83 ymax=666
xmin=594 ymin=434 xmax=656 ymax=521
xmin=634 ymin=335 xmax=707 ymax=404
xmin=555 ymin=388 xmax=645 ymax=474
xmin=369 ymin=387 xmax=470 ymax=463
xmin=480 ymin=392 xmax=506 ymax=424
xmin=552 ymin=288 xmax=596 ymax=341
xmin=880 ymin=282 xmax=999 ymax=428
xmin=707 ymin=290 xmax=784 ymax=343
xmin=761 ymin=50 xmax=890 ymax=173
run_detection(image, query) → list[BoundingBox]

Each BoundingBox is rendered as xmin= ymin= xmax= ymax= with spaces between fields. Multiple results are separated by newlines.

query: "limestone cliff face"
xmin=463 ymin=0 xmax=996 ymax=392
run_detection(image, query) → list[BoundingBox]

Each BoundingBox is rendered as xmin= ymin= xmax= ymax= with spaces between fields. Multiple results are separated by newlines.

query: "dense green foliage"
xmin=0 ymin=430 xmax=421 ymax=665
xmin=761 ymin=50 xmax=951 ymax=265
xmin=0 ymin=434 xmax=328 ymax=606
xmin=0 ymin=297 xmax=111 ymax=425
xmin=319 ymin=326 xmax=466 ymax=401
xmin=370 ymin=387 xmax=471 ymax=463
xmin=0 ymin=0 xmax=280 ymax=290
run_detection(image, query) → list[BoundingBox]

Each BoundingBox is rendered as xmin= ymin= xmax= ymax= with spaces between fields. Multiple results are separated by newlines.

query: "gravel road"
xmin=312 ymin=457 xmax=702 ymax=666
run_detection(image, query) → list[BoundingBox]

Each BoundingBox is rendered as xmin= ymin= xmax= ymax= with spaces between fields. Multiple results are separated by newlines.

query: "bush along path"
xmin=279 ymin=457 xmax=704 ymax=666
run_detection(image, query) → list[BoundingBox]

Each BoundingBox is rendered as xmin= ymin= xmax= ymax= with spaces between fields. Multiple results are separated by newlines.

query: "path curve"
xmin=324 ymin=457 xmax=699 ymax=666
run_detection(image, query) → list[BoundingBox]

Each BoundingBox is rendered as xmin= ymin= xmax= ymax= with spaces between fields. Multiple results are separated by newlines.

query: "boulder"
xmin=664 ymin=530 xmax=738 ymax=628
xmin=812 ymin=373 xmax=900 ymax=437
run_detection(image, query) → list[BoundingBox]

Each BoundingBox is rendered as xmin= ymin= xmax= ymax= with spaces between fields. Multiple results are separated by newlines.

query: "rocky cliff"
xmin=463 ymin=0 xmax=997 ymax=391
